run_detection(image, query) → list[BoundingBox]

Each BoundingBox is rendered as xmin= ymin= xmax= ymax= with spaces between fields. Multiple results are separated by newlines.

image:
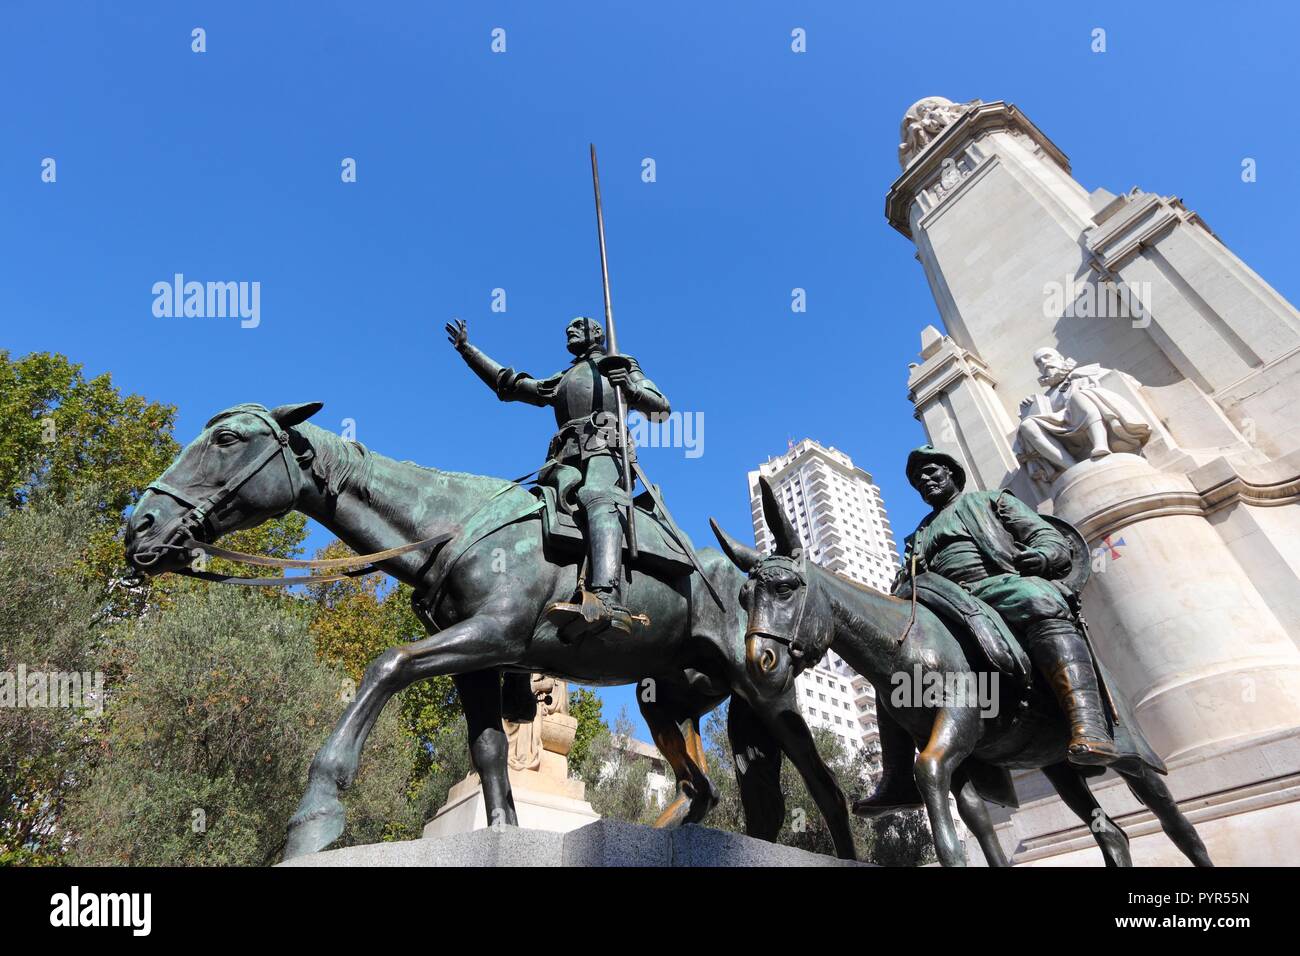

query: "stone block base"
xmin=995 ymin=727 xmax=1300 ymax=866
xmin=278 ymin=821 xmax=874 ymax=867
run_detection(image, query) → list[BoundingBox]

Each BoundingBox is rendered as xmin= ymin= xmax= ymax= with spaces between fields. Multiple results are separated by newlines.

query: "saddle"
xmin=411 ymin=478 xmax=697 ymax=636
xmin=532 ymin=484 xmax=695 ymax=579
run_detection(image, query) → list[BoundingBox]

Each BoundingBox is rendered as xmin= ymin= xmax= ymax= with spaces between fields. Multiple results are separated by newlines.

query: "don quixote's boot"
xmin=1025 ymin=619 xmax=1119 ymax=766
xmin=545 ymin=506 xmax=645 ymax=638
xmin=580 ymin=507 xmax=638 ymax=635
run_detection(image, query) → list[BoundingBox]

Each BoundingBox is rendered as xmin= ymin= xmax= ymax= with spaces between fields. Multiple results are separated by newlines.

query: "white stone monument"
xmin=423 ymin=676 xmax=599 ymax=837
xmin=892 ymin=97 xmax=1300 ymax=865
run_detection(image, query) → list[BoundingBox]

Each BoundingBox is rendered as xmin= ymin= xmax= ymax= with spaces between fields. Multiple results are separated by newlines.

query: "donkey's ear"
xmin=759 ymin=476 xmax=802 ymax=558
xmin=710 ymin=518 xmax=761 ymax=572
xmin=270 ymin=402 xmax=324 ymax=428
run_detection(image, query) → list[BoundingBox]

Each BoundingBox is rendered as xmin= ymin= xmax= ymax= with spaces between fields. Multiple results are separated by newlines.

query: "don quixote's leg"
xmin=914 ymin=707 xmax=980 ymax=866
xmin=1040 ymin=761 xmax=1131 ymax=867
xmin=284 ymin=611 xmax=516 ymax=859
xmin=639 ymin=681 xmax=720 ymax=827
xmin=726 ymin=696 xmax=784 ymax=842
xmin=1120 ymin=763 xmax=1213 ymax=867
xmin=951 ymin=774 xmax=1009 ymax=866
xmin=456 ymin=670 xmax=518 ymax=828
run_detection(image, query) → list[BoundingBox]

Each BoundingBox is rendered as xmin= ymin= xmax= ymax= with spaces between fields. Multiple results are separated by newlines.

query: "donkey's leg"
xmin=285 ymin=613 xmax=514 ymax=859
xmin=727 ymin=696 xmax=784 ymax=843
xmin=1121 ymin=764 xmax=1213 ymax=867
xmin=1040 ymin=761 xmax=1130 ymax=867
xmin=756 ymin=694 xmax=856 ymax=860
xmin=952 ymin=776 xmax=1009 ymax=866
xmin=640 ymin=685 xmax=718 ymax=827
xmin=455 ymin=670 xmax=518 ymax=828
xmin=914 ymin=708 xmax=980 ymax=867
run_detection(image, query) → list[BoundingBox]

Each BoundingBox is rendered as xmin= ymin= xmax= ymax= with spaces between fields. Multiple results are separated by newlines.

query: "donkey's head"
xmin=710 ymin=476 xmax=834 ymax=696
xmin=125 ymin=402 xmax=322 ymax=575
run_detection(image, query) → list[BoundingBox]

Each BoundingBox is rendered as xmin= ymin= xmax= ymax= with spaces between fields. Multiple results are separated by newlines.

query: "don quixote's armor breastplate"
xmin=551 ymin=356 xmax=619 ymax=426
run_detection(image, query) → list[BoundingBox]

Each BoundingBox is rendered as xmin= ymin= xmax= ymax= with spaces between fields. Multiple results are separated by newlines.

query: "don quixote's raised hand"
xmin=445 ymin=318 xmax=469 ymax=351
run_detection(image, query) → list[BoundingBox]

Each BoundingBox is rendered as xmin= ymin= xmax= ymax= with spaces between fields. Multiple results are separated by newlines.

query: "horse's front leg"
xmin=915 ymin=707 xmax=980 ymax=867
xmin=284 ymin=611 xmax=516 ymax=859
xmin=455 ymin=669 xmax=518 ymax=828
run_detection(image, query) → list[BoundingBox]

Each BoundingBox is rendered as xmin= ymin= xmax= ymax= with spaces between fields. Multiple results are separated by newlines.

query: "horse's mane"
xmin=204 ymin=404 xmax=512 ymax=505
xmin=294 ymin=421 xmax=510 ymax=503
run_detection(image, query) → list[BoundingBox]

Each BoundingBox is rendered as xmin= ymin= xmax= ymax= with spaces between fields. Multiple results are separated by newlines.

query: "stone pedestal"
xmin=423 ymin=710 xmax=599 ymax=838
xmin=281 ymin=821 xmax=874 ymax=868
xmin=893 ymin=96 xmax=1300 ymax=865
xmin=1051 ymin=454 xmax=1300 ymax=762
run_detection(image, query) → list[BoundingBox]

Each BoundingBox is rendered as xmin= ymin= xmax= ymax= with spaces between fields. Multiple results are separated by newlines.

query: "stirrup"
xmin=1067 ymin=732 xmax=1119 ymax=767
xmin=545 ymin=589 xmax=648 ymax=641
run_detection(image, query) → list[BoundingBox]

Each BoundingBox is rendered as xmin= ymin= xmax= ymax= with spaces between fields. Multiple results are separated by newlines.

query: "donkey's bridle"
xmin=745 ymin=553 xmax=812 ymax=660
xmin=140 ymin=408 xmax=451 ymax=587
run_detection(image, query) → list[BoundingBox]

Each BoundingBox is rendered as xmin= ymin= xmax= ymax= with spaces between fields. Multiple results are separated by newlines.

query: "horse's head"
xmin=125 ymin=401 xmax=322 ymax=575
xmin=709 ymin=476 xmax=834 ymax=696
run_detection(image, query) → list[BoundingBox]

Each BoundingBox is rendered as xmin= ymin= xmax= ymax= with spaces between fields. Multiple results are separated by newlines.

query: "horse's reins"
xmin=139 ymin=408 xmax=454 ymax=587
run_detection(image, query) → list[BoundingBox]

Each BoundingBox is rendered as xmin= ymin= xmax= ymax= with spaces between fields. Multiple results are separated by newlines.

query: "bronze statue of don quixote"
xmin=124 ymin=148 xmax=1212 ymax=867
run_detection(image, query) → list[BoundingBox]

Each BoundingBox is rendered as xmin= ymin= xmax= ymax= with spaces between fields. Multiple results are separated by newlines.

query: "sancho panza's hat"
xmin=905 ymin=445 xmax=967 ymax=492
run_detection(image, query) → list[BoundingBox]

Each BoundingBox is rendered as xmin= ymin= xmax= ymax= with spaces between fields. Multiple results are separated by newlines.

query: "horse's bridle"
xmin=141 ymin=408 xmax=302 ymax=560
xmin=136 ymin=408 xmax=452 ymax=587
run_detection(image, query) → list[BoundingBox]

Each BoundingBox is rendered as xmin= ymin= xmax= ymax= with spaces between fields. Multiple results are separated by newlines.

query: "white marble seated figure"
xmin=1014 ymin=347 xmax=1152 ymax=482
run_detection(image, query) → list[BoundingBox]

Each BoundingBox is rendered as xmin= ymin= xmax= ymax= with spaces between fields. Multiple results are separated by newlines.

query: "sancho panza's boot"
xmin=851 ymin=709 xmax=922 ymax=817
xmin=1025 ymin=619 xmax=1119 ymax=766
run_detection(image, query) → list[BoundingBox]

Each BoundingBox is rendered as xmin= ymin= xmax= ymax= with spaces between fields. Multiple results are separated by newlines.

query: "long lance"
xmin=589 ymin=144 xmax=638 ymax=560
xmin=588 ymin=145 xmax=724 ymax=610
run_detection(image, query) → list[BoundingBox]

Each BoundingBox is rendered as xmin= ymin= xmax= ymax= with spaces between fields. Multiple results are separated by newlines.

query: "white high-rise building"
xmin=748 ymin=439 xmax=900 ymax=758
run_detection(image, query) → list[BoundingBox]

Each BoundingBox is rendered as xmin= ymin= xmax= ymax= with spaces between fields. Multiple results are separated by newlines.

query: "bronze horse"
xmin=125 ymin=403 xmax=862 ymax=859
xmin=710 ymin=478 xmax=1214 ymax=867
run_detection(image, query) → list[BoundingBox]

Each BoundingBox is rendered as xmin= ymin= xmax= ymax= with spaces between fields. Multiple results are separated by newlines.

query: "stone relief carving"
xmin=1014 ymin=347 xmax=1152 ymax=483
xmin=504 ymin=674 xmax=568 ymax=772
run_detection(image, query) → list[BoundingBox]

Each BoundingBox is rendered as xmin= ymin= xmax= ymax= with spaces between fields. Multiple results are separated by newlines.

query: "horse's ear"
xmin=270 ymin=402 xmax=324 ymax=428
xmin=710 ymin=518 xmax=761 ymax=573
xmin=759 ymin=476 xmax=802 ymax=557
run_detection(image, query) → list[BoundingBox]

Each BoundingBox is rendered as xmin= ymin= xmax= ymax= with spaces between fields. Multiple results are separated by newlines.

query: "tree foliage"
xmin=572 ymin=707 xmax=658 ymax=825
xmin=306 ymin=539 xmax=460 ymax=778
xmin=63 ymin=585 xmax=422 ymax=865
xmin=566 ymin=686 xmax=604 ymax=773
xmin=0 ymin=493 xmax=104 ymax=863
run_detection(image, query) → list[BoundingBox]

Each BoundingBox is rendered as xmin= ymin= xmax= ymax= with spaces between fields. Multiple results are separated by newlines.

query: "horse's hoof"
xmin=684 ymin=779 xmax=720 ymax=825
xmin=283 ymin=797 xmax=346 ymax=860
xmin=653 ymin=793 xmax=691 ymax=829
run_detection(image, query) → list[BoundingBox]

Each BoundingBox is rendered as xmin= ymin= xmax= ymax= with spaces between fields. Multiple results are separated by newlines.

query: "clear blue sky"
xmin=5 ymin=1 xmax=1299 ymax=737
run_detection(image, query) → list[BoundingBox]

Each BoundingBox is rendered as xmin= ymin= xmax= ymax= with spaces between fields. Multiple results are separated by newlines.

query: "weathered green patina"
xmin=125 ymin=402 xmax=863 ymax=860
xmin=710 ymin=465 xmax=1213 ymax=867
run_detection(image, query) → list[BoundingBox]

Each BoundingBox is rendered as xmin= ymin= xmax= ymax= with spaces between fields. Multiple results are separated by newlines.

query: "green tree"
xmin=0 ymin=493 xmax=104 ymax=864
xmin=566 ymin=686 xmax=604 ymax=773
xmin=306 ymin=539 xmax=459 ymax=778
xmin=64 ymin=585 xmax=422 ymax=865
xmin=574 ymin=708 xmax=657 ymax=824
xmin=0 ymin=350 xmax=179 ymax=588
xmin=0 ymin=351 xmax=178 ymax=512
